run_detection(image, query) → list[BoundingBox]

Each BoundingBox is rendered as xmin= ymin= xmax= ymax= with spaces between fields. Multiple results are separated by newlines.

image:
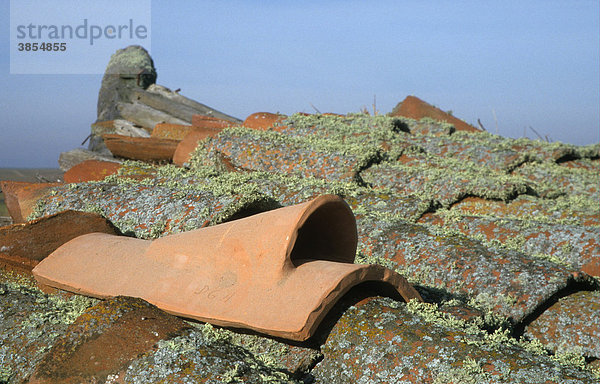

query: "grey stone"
xmin=97 ymin=45 xmax=156 ymax=123
xmin=58 ymin=148 xmax=121 ymax=171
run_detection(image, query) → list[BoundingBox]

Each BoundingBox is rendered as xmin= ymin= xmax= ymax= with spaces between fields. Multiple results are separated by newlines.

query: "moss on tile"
xmin=514 ymin=160 xmax=599 ymax=200
xmin=10 ymin=112 xmax=598 ymax=380
xmin=280 ymin=112 xmax=408 ymax=144
xmin=0 ymin=276 xmax=98 ymax=383
xmin=315 ymin=297 xmax=598 ymax=383
xmin=432 ymin=357 xmax=495 ymax=384
xmin=124 ymin=326 xmax=297 ymax=383
xmin=361 ymin=152 xmax=532 ymax=206
xmin=405 ymin=300 xmax=598 ymax=378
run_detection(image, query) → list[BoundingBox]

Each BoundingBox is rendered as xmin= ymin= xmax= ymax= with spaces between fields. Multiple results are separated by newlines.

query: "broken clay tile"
xmin=0 ymin=181 xmax=62 ymax=223
xmin=151 ymin=122 xmax=193 ymax=140
xmin=33 ymin=195 xmax=422 ymax=341
xmin=102 ymin=134 xmax=179 ymax=161
xmin=0 ymin=210 xmax=117 ymax=272
xmin=191 ymin=114 xmax=238 ymax=129
xmin=30 ymin=296 xmax=190 ymax=384
xmin=312 ymin=297 xmax=597 ymax=383
xmin=62 ymin=160 xmax=122 ymax=183
xmin=390 ymin=95 xmax=481 ymax=133
xmin=356 ymin=216 xmax=590 ymax=324
xmin=172 ymin=128 xmax=222 ymax=167
xmin=243 ymin=112 xmax=287 ymax=131
xmin=418 ymin=212 xmax=600 ymax=276
xmin=524 ymin=290 xmax=600 ymax=360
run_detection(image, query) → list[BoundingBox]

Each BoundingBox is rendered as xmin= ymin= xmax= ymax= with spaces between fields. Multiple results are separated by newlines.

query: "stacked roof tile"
xmin=1 ymin=47 xmax=598 ymax=382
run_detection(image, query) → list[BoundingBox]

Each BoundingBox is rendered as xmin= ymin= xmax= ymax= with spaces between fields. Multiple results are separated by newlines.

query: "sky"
xmin=1 ymin=0 xmax=598 ymax=168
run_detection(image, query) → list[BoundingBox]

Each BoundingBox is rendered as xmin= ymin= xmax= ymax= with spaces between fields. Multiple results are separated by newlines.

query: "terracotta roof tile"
xmin=525 ymin=290 xmax=600 ymax=360
xmin=313 ymin=297 xmax=597 ymax=383
xmin=196 ymin=127 xmax=380 ymax=182
xmin=30 ymin=179 xmax=277 ymax=239
xmin=0 ymin=281 xmax=97 ymax=383
xmin=29 ymin=296 xmax=191 ymax=383
xmin=513 ymin=161 xmax=599 ymax=200
xmin=3 ymin=108 xmax=599 ymax=381
xmin=418 ymin=212 xmax=600 ymax=276
xmin=559 ymin=158 xmax=600 ymax=172
xmin=449 ymin=195 xmax=599 ymax=227
xmin=356 ymin=216 xmax=593 ymax=324
xmin=361 ymin=160 xmax=528 ymax=207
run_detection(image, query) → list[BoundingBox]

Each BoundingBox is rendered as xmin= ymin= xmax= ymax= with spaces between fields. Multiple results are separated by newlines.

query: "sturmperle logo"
xmin=10 ymin=0 xmax=151 ymax=74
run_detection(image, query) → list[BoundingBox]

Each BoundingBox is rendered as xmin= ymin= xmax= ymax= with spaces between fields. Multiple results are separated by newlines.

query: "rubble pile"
xmin=1 ymin=46 xmax=598 ymax=383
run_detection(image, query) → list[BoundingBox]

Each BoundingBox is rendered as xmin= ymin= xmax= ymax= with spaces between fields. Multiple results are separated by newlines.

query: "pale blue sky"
xmin=1 ymin=0 xmax=598 ymax=168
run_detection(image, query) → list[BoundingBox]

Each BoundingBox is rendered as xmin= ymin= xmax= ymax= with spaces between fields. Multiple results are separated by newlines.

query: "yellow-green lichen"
xmin=432 ymin=357 xmax=494 ymax=384
xmin=159 ymin=323 xmax=293 ymax=382
xmin=22 ymin=293 xmax=98 ymax=330
xmin=192 ymin=322 xmax=303 ymax=374
xmin=405 ymin=299 xmax=599 ymax=377
xmin=0 ymin=365 xmax=12 ymax=383
xmin=418 ymin=216 xmax=574 ymax=269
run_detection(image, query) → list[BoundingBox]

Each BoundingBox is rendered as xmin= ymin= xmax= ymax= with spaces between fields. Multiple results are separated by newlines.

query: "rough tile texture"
xmin=3 ymin=111 xmax=599 ymax=382
xmin=356 ymin=216 xmax=593 ymax=325
xmin=525 ymin=290 xmax=600 ymax=360
xmin=361 ymin=160 xmax=528 ymax=207
xmin=418 ymin=212 xmax=600 ymax=276
xmin=0 ymin=276 xmax=98 ymax=383
xmin=449 ymin=196 xmax=599 ymax=227
xmin=391 ymin=95 xmax=481 ymax=133
xmin=312 ymin=297 xmax=597 ymax=383
xmin=121 ymin=327 xmax=298 ymax=383
xmin=29 ymin=296 xmax=191 ymax=384
xmin=0 ymin=210 xmax=117 ymax=272
xmin=196 ymin=126 xmax=380 ymax=183
xmin=28 ymin=167 xmax=279 ymax=239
